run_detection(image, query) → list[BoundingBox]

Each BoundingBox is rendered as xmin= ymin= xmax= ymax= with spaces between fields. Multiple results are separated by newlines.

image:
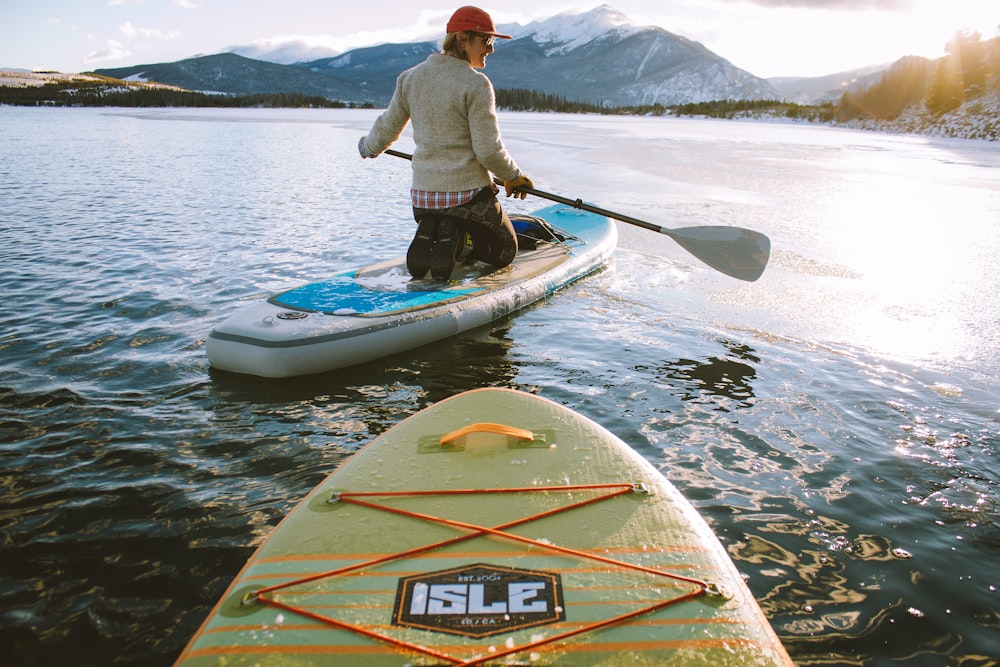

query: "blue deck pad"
xmin=267 ymin=207 xmax=603 ymax=318
xmin=270 ymin=273 xmax=485 ymax=316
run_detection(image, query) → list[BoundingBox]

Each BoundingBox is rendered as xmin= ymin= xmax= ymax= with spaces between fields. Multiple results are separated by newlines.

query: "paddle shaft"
xmin=382 ymin=148 xmax=770 ymax=281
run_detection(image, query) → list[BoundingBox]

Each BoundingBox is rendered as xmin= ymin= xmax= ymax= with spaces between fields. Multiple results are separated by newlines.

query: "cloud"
xmin=86 ymin=39 xmax=132 ymax=65
xmin=109 ymin=0 xmax=146 ymax=5
xmin=120 ymin=21 xmax=181 ymax=40
xmin=174 ymin=0 xmax=201 ymax=8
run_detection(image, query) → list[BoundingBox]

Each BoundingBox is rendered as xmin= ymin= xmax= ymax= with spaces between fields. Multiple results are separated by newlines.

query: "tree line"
xmin=0 ymin=76 xmax=848 ymax=125
xmin=0 ymin=77 xmax=371 ymax=109
xmin=495 ymin=88 xmax=612 ymax=114
xmin=496 ymin=87 xmax=837 ymax=122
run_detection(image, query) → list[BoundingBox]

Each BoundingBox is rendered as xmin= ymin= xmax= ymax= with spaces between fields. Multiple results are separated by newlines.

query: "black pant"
xmin=412 ymin=187 xmax=517 ymax=268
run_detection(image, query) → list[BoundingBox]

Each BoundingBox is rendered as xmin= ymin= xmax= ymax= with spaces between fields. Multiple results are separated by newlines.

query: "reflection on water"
xmin=638 ymin=341 xmax=760 ymax=407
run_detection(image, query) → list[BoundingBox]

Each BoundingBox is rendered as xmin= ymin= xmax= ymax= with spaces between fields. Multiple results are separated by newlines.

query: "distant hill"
xmin=768 ymin=64 xmax=890 ymax=105
xmin=95 ymin=52 xmax=368 ymax=102
xmin=0 ymin=68 xmax=354 ymax=108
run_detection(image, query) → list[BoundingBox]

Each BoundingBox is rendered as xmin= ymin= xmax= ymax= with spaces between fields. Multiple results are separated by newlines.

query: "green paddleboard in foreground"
xmin=176 ymin=388 xmax=793 ymax=666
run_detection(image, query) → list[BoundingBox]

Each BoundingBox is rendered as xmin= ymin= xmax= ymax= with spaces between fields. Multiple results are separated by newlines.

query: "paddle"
xmin=384 ymin=149 xmax=770 ymax=282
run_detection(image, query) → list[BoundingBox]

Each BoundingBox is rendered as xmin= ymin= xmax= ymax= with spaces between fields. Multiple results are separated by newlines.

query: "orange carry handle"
xmin=439 ymin=422 xmax=535 ymax=446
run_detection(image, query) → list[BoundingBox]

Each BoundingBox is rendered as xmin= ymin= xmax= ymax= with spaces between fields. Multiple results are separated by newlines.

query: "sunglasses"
xmin=473 ymin=33 xmax=495 ymax=47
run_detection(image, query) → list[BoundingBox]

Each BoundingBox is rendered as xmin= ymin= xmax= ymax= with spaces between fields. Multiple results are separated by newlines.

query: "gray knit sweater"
xmin=362 ymin=53 xmax=522 ymax=192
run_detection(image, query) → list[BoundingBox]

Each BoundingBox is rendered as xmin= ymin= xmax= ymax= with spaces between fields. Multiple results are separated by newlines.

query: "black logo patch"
xmin=392 ymin=563 xmax=564 ymax=637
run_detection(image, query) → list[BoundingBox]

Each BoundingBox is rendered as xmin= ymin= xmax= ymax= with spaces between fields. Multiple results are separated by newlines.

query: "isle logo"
xmin=392 ymin=563 xmax=565 ymax=637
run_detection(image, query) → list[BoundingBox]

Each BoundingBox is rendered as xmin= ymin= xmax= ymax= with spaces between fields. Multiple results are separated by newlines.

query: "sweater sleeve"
xmin=466 ymin=76 xmax=521 ymax=183
xmin=363 ymin=74 xmax=411 ymax=156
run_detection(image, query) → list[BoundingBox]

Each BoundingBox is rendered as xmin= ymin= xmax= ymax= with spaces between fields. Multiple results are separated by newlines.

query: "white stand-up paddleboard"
xmin=207 ymin=206 xmax=616 ymax=378
xmin=176 ymin=388 xmax=794 ymax=666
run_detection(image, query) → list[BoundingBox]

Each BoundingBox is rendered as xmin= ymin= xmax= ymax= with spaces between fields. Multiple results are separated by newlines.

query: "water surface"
xmin=1 ymin=107 xmax=997 ymax=666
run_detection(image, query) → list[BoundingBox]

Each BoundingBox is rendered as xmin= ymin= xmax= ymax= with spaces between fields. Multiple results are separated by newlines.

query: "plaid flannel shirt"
xmin=410 ymin=188 xmax=480 ymax=209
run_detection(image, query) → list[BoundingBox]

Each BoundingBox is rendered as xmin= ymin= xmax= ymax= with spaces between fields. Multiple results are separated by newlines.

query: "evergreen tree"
xmin=835 ymin=57 xmax=930 ymax=121
xmin=948 ymin=31 xmax=987 ymax=97
xmin=926 ymin=52 xmax=964 ymax=115
xmin=988 ymin=35 xmax=1000 ymax=90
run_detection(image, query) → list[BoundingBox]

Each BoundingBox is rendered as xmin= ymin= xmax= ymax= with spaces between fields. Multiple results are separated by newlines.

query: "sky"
xmin=1 ymin=0 xmax=997 ymax=79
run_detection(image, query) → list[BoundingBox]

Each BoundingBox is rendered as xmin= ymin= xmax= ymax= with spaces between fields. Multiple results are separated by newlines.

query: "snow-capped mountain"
xmin=513 ymin=4 xmax=641 ymax=56
xmin=301 ymin=4 xmax=777 ymax=106
xmin=97 ymin=5 xmax=777 ymax=106
xmin=229 ymin=39 xmax=343 ymax=65
xmin=229 ymin=5 xmax=639 ymax=64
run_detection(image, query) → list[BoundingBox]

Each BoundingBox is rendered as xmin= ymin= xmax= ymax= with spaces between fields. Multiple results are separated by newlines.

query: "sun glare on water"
xmin=814 ymin=145 xmax=999 ymax=368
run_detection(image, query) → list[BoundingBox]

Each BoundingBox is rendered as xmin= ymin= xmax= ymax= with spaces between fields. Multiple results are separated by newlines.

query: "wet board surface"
xmin=175 ymin=388 xmax=794 ymax=666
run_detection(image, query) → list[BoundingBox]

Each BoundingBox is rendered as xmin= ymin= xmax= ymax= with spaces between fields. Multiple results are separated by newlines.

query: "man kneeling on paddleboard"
xmin=359 ymin=5 xmax=533 ymax=281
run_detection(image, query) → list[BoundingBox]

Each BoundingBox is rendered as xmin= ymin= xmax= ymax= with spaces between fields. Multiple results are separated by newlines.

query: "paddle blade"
xmin=661 ymin=226 xmax=771 ymax=282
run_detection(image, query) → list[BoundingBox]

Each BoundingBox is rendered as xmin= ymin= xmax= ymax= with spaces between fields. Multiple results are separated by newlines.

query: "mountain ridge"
xmin=768 ymin=64 xmax=891 ymax=104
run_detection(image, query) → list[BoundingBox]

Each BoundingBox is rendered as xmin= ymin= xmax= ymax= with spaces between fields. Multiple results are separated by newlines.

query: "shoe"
xmin=407 ymin=217 xmax=437 ymax=279
xmin=430 ymin=219 xmax=460 ymax=280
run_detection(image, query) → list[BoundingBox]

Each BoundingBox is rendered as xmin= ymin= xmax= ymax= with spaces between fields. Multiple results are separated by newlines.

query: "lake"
xmin=1 ymin=106 xmax=997 ymax=666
